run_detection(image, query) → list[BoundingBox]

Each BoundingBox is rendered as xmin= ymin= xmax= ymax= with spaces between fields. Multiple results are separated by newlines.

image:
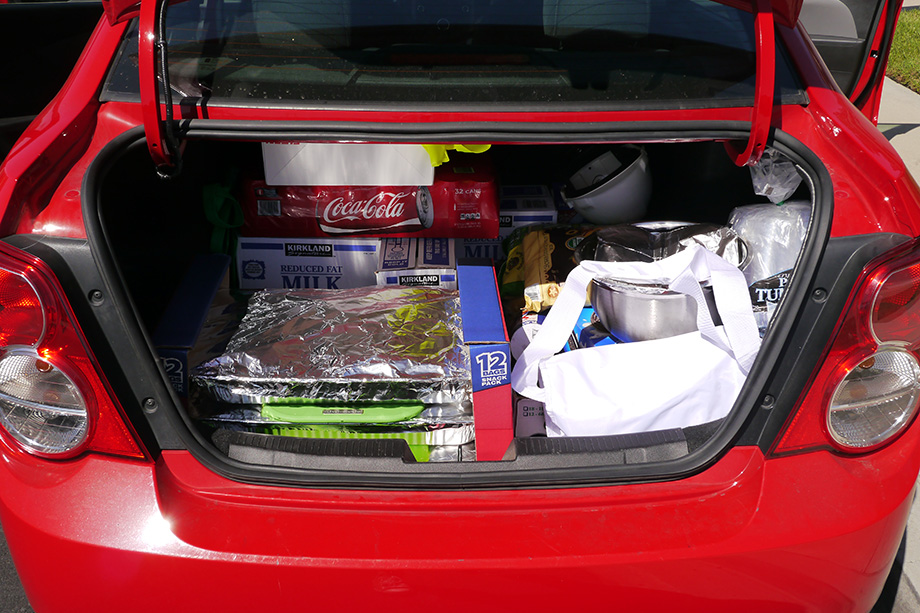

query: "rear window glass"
xmin=103 ymin=0 xmax=804 ymax=108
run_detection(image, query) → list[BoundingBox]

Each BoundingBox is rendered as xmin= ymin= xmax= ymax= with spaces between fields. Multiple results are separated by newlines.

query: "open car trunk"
xmin=87 ymin=131 xmax=827 ymax=485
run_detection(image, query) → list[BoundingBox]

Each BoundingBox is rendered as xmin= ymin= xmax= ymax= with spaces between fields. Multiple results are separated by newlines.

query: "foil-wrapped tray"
xmin=191 ymin=286 xmax=471 ymax=405
xmin=575 ymin=222 xmax=748 ymax=269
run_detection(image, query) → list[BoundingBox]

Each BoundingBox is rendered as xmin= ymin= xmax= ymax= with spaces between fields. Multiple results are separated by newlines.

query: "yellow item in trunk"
xmin=421 ymin=144 xmax=491 ymax=167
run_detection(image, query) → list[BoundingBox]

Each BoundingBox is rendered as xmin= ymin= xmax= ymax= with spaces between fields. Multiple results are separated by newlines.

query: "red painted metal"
xmin=0 ymin=444 xmax=916 ymax=611
xmin=0 ymin=17 xmax=126 ymax=238
xmin=726 ymin=0 xmax=775 ymax=166
xmin=138 ymin=0 xmax=174 ymax=173
xmin=2 ymin=11 xmax=920 ymax=613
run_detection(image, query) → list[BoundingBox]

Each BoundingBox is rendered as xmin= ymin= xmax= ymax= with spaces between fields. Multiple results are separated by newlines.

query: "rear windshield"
xmin=103 ymin=0 xmax=805 ymax=109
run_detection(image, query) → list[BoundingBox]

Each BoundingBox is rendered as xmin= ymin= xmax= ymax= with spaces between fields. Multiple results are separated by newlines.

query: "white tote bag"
xmin=510 ymin=245 xmax=761 ymax=437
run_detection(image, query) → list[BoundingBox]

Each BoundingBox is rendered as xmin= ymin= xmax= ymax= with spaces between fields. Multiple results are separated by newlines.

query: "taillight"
xmin=772 ymin=238 xmax=920 ymax=456
xmin=0 ymin=242 xmax=147 ymax=460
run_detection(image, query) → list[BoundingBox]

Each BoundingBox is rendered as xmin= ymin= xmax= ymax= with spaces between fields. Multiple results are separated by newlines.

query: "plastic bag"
xmin=511 ymin=246 xmax=761 ymax=437
xmin=749 ymin=150 xmax=803 ymax=204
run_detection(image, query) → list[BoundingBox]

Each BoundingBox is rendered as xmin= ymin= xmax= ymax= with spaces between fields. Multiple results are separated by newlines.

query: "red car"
xmin=0 ymin=0 xmax=917 ymax=610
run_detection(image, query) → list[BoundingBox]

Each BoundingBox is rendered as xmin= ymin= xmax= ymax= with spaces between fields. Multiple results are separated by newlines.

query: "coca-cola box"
xmin=456 ymin=260 xmax=513 ymax=461
xmin=241 ymin=155 xmax=500 ymax=239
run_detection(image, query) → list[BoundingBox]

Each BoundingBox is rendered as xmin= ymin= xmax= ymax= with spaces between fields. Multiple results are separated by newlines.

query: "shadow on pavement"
xmin=879 ymin=124 xmax=920 ymax=140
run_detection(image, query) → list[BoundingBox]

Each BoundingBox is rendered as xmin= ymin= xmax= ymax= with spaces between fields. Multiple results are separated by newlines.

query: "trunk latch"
xmin=139 ymin=0 xmax=182 ymax=178
xmin=726 ymin=0 xmax=775 ymax=167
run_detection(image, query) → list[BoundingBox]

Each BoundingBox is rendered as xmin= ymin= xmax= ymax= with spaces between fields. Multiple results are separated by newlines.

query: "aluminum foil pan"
xmin=191 ymin=286 xmax=471 ymax=405
xmin=575 ymin=222 xmax=749 ymax=269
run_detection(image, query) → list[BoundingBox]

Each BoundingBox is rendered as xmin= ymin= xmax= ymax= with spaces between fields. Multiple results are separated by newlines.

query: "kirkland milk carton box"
xmin=376 ymin=238 xmax=458 ymax=289
xmin=237 ymin=237 xmax=380 ymax=290
xmin=459 ymin=185 xmax=557 ymax=261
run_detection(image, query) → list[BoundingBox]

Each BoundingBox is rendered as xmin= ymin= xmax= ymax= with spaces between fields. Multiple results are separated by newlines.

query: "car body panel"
xmin=0 ymin=443 xmax=916 ymax=611
xmin=0 ymin=16 xmax=126 ymax=239
xmin=1 ymin=0 xmax=920 ymax=609
xmin=0 ymin=1 xmax=103 ymax=158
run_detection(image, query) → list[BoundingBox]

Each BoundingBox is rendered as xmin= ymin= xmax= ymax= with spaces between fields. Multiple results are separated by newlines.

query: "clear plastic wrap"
xmin=749 ymin=150 xmax=804 ymax=204
xmin=191 ymin=286 xmax=471 ymax=405
xmin=728 ymin=201 xmax=811 ymax=284
xmin=729 ymin=200 xmax=811 ymax=335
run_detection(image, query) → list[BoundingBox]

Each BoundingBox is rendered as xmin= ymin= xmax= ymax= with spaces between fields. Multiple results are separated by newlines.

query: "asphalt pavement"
xmin=0 ymin=523 xmax=30 ymax=611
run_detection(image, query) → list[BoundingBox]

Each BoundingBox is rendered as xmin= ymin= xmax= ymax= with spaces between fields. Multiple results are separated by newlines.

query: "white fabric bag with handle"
xmin=510 ymin=244 xmax=761 ymax=437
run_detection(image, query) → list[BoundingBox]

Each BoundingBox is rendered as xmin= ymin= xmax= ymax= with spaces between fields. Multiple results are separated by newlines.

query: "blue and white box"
xmin=459 ymin=185 xmax=557 ymax=261
xmin=237 ymin=237 xmax=380 ymax=290
xmin=456 ymin=259 xmax=513 ymax=460
xmin=376 ymin=238 xmax=457 ymax=289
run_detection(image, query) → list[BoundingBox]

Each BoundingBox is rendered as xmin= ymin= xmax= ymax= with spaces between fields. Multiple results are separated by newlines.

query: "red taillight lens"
xmin=0 ymin=242 xmax=147 ymax=460
xmin=872 ymin=266 xmax=920 ymax=345
xmin=772 ymin=239 xmax=920 ymax=456
xmin=0 ymin=268 xmax=44 ymax=346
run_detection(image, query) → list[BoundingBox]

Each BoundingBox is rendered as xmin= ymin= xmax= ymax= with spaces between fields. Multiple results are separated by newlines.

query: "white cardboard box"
xmin=238 ymin=237 xmax=380 ymax=290
xmin=262 ymin=143 xmax=435 ymax=186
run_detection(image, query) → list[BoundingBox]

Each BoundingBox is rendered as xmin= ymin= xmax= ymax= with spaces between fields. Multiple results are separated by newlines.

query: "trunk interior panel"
xmin=87 ymin=134 xmax=823 ymax=486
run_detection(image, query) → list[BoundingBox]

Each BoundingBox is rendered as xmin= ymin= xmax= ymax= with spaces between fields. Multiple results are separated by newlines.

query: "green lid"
xmin=262 ymin=399 xmax=425 ymax=424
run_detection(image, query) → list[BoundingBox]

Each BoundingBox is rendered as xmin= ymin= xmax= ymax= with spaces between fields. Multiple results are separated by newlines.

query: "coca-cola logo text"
xmin=322 ymin=191 xmax=414 ymax=225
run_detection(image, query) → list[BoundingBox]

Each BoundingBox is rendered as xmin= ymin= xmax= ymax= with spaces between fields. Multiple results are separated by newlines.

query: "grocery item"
xmin=241 ymin=155 xmax=500 ymax=239
xmin=237 ymin=236 xmax=381 ymax=290
xmin=194 ymin=262 xmax=513 ymax=461
xmin=729 ymin=201 xmax=811 ymax=284
xmin=191 ymin=285 xmax=471 ymax=405
xmin=561 ymin=145 xmax=652 ymax=224
xmin=154 ymin=254 xmax=239 ymax=398
xmin=261 ymin=143 xmax=435 ymax=186
xmin=261 ymin=402 xmax=475 ymax=462
xmin=574 ymin=222 xmax=748 ymax=268
xmin=522 ymin=225 xmax=598 ymax=312
xmin=458 ymin=184 xmax=558 ymax=261
xmin=512 ymin=246 xmax=760 ymax=437
xmin=514 ymin=394 xmax=547 ymax=438
xmin=590 ymin=277 xmax=721 ymax=343
xmin=510 ymin=307 xmax=615 ymax=359
xmin=376 ymin=237 xmax=457 ymax=289
xmin=748 ymin=150 xmax=804 ymax=204
xmin=729 ymin=201 xmax=811 ymax=334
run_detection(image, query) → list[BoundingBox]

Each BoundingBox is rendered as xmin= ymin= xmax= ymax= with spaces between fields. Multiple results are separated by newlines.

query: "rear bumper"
xmin=0 ymin=444 xmax=915 ymax=613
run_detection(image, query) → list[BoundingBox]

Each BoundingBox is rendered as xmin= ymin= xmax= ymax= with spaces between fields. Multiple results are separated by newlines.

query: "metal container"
xmin=589 ymin=277 xmax=721 ymax=343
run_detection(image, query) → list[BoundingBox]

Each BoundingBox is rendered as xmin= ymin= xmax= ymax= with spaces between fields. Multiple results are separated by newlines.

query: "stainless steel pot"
xmin=590 ymin=277 xmax=722 ymax=343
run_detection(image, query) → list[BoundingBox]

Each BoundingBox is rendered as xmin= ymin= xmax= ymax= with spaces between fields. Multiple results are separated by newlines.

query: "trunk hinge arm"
xmin=139 ymin=0 xmax=182 ymax=178
xmin=726 ymin=0 xmax=775 ymax=167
